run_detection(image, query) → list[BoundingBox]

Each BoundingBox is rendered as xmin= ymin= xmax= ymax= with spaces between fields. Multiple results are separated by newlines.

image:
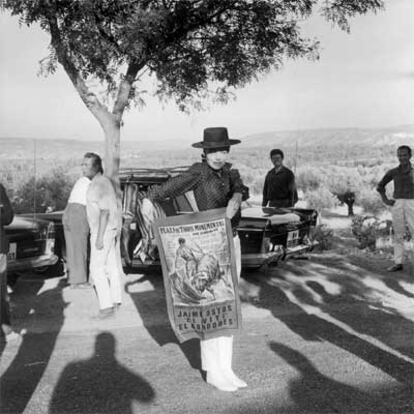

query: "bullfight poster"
xmin=154 ymin=208 xmax=242 ymax=343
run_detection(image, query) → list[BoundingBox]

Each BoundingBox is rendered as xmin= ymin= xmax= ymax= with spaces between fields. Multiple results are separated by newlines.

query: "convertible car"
xmin=5 ymin=214 xmax=59 ymax=276
xmin=120 ymin=167 xmax=319 ymax=270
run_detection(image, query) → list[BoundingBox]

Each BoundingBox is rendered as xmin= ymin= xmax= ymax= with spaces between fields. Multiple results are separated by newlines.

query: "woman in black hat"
xmin=142 ymin=127 xmax=248 ymax=392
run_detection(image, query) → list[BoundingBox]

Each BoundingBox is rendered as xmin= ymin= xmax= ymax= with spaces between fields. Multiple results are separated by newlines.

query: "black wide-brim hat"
xmin=192 ymin=127 xmax=241 ymax=148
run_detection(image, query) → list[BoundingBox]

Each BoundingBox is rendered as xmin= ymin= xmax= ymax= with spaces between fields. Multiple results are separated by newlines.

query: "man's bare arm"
xmin=96 ymin=209 xmax=110 ymax=250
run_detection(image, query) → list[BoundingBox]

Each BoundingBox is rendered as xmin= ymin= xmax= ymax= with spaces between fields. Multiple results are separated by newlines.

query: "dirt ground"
xmin=1 ymin=208 xmax=413 ymax=414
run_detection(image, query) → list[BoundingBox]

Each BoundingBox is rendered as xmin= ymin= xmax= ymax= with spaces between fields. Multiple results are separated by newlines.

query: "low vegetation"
xmin=2 ymin=142 xmax=394 ymax=218
xmin=4 ymin=137 xmax=408 ymax=259
xmin=311 ymin=224 xmax=334 ymax=251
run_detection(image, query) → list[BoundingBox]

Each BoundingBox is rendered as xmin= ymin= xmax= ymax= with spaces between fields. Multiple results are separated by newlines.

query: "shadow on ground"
xmin=223 ymin=341 xmax=412 ymax=414
xmin=125 ymin=274 xmax=201 ymax=372
xmin=308 ymin=254 xmax=414 ymax=359
xmin=269 ymin=341 xmax=412 ymax=414
xmin=1 ymin=277 xmax=67 ymax=414
xmin=243 ymin=254 xmax=414 ymax=387
xmin=49 ymin=332 xmax=154 ymax=414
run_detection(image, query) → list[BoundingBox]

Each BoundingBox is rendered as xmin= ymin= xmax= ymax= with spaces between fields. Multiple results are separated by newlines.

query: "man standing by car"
xmin=62 ymin=167 xmax=91 ymax=289
xmin=0 ymin=183 xmax=17 ymax=341
xmin=377 ymin=145 xmax=414 ymax=272
xmin=85 ymin=153 xmax=123 ymax=318
xmin=262 ymin=149 xmax=298 ymax=208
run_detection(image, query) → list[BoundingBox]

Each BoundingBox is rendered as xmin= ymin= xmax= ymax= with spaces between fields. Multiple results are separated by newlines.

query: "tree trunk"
xmin=103 ymin=122 xmax=120 ymax=178
xmin=346 ymin=200 xmax=354 ymax=216
xmin=102 ymin=117 xmax=122 ymax=197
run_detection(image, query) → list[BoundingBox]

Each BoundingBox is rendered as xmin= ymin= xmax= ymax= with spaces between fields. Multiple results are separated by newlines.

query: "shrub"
xmin=304 ymin=186 xmax=339 ymax=212
xmin=357 ymin=189 xmax=385 ymax=216
xmin=351 ymin=214 xmax=412 ymax=252
xmin=311 ymin=224 xmax=334 ymax=250
xmin=296 ymin=166 xmax=324 ymax=192
xmin=351 ymin=215 xmax=380 ymax=250
xmin=13 ymin=168 xmax=75 ymax=213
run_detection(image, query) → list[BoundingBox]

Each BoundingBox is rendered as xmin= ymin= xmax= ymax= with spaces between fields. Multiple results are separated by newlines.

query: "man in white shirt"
xmin=85 ymin=153 xmax=123 ymax=318
xmin=62 ymin=170 xmax=91 ymax=288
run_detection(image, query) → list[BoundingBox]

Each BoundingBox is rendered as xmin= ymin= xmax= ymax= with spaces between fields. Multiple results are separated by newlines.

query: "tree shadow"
xmin=0 ymin=278 xmax=66 ymax=414
xmin=245 ymin=272 xmax=413 ymax=386
xmin=125 ymin=275 xmax=201 ymax=372
xmin=269 ymin=341 xmax=412 ymax=414
xmin=342 ymin=252 xmax=414 ymax=299
xmin=382 ymin=277 xmax=414 ymax=299
xmin=300 ymin=254 xmax=414 ymax=360
xmin=327 ymin=248 xmax=414 ymax=294
xmin=305 ymin=278 xmax=414 ymax=360
xmin=49 ymin=332 xmax=155 ymax=414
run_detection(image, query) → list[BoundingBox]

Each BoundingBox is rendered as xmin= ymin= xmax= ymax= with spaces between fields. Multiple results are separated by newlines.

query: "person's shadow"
xmin=49 ymin=332 xmax=155 ymax=414
xmin=382 ymin=276 xmax=414 ymax=299
xmin=305 ymin=278 xmax=414 ymax=361
xmin=269 ymin=341 xmax=413 ymax=414
xmin=125 ymin=276 xmax=201 ymax=372
xmin=245 ymin=273 xmax=414 ymax=386
xmin=1 ymin=278 xmax=66 ymax=414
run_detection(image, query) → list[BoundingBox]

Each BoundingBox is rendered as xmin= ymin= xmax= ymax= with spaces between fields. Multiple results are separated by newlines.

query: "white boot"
xmin=206 ymin=370 xmax=238 ymax=392
xmin=201 ymin=337 xmax=238 ymax=392
xmin=220 ymin=336 xmax=247 ymax=388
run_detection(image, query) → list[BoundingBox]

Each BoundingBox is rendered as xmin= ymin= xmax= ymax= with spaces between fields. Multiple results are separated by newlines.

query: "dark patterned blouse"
xmin=147 ymin=161 xmax=249 ymax=227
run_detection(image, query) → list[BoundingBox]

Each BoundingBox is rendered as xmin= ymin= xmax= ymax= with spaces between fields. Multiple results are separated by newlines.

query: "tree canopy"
xmin=2 ymin=0 xmax=384 ymax=179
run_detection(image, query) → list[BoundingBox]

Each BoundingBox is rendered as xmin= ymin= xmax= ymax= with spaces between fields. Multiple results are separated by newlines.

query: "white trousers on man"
xmin=391 ymin=199 xmax=414 ymax=265
xmin=200 ymin=235 xmax=241 ymax=372
xmin=89 ymin=229 xmax=122 ymax=310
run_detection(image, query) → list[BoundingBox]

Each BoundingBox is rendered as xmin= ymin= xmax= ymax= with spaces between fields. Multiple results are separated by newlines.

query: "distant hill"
xmin=241 ymin=125 xmax=414 ymax=148
xmin=1 ymin=125 xmax=413 ymax=162
xmin=0 ymin=137 xmax=104 ymax=161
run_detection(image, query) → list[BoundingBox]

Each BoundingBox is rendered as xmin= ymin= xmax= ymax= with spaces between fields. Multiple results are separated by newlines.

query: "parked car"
xmin=32 ymin=166 xmax=319 ymax=273
xmin=5 ymin=214 xmax=59 ymax=276
xmin=31 ymin=210 xmax=66 ymax=262
xmin=119 ymin=167 xmax=319 ymax=270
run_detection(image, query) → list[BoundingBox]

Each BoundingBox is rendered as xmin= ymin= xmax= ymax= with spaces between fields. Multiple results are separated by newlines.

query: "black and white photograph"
xmin=0 ymin=1 xmax=413 ymax=413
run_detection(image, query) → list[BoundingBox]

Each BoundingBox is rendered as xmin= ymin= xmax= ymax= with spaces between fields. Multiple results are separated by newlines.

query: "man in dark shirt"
xmin=377 ymin=145 xmax=414 ymax=272
xmin=262 ymin=149 xmax=298 ymax=208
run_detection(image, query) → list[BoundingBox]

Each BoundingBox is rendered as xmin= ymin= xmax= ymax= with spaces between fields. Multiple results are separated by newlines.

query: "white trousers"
xmin=89 ymin=230 xmax=122 ymax=310
xmin=200 ymin=235 xmax=241 ymax=372
xmin=391 ymin=199 xmax=414 ymax=264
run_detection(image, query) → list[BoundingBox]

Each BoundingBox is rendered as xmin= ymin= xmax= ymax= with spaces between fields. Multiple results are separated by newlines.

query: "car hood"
xmin=32 ymin=211 xmax=64 ymax=223
xmin=242 ymin=207 xmax=301 ymax=225
xmin=5 ymin=216 xmax=49 ymax=235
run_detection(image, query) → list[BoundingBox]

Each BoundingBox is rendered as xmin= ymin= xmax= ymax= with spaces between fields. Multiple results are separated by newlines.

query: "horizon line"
xmin=1 ymin=122 xmax=413 ymax=143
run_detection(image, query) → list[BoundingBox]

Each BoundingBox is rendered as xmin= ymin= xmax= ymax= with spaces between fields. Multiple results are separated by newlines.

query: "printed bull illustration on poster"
xmin=154 ymin=208 xmax=242 ymax=343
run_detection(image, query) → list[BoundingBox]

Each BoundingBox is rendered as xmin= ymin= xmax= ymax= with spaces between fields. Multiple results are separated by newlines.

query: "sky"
xmin=1 ymin=1 xmax=414 ymax=143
